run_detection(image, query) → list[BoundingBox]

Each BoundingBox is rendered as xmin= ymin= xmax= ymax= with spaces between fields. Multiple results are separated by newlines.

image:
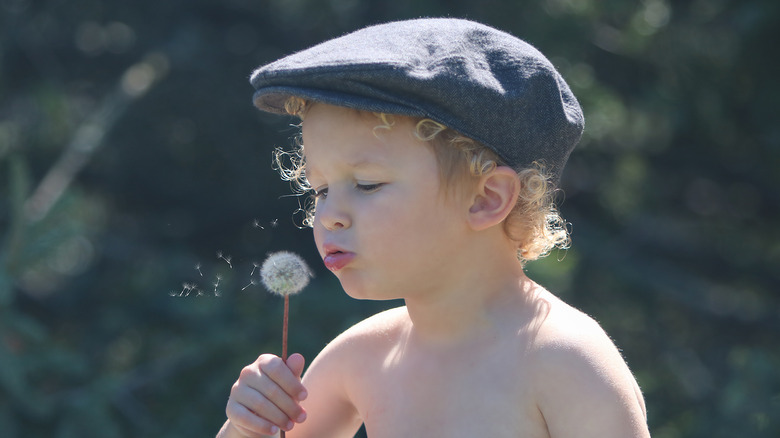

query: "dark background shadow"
xmin=1 ymin=0 xmax=778 ymax=436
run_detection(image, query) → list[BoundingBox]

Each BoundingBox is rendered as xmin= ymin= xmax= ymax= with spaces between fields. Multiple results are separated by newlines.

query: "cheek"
xmin=312 ymin=221 xmax=327 ymax=253
xmin=364 ymin=195 xmax=442 ymax=244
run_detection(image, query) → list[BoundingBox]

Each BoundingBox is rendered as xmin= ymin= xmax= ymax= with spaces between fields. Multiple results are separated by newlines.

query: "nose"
xmin=316 ymin=196 xmax=351 ymax=231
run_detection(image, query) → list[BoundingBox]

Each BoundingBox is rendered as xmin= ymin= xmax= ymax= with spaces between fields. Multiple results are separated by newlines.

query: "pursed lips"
xmin=322 ymin=244 xmax=356 ymax=272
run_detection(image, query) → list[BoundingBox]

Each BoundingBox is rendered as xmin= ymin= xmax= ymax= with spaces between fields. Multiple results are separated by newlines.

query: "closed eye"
xmin=312 ymin=186 xmax=328 ymax=201
xmin=312 ymin=183 xmax=383 ymax=202
xmin=356 ymin=183 xmax=384 ymax=193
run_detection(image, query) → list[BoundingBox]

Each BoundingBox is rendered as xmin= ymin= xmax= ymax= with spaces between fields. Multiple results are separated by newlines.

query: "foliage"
xmin=1 ymin=0 xmax=778 ymax=436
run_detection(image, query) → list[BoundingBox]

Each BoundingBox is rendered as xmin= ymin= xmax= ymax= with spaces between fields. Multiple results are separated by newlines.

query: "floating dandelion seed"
xmin=252 ymin=218 xmax=264 ymax=230
xmin=195 ymin=263 xmax=203 ymax=277
xmin=179 ymin=282 xmax=196 ymax=297
xmin=250 ymin=261 xmax=260 ymax=277
xmin=213 ymin=275 xmax=222 ymax=295
xmin=183 ymin=283 xmax=197 ymax=297
xmin=242 ymin=279 xmax=258 ymax=291
xmin=216 ymin=251 xmax=233 ymax=269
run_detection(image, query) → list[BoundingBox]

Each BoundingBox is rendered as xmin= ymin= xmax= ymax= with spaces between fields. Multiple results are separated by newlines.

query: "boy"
xmin=217 ymin=18 xmax=650 ymax=438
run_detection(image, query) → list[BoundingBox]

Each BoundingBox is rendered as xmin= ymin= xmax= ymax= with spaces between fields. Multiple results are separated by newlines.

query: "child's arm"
xmin=283 ymin=339 xmax=364 ymax=437
xmin=534 ymin=317 xmax=650 ymax=438
xmin=217 ymin=353 xmax=308 ymax=438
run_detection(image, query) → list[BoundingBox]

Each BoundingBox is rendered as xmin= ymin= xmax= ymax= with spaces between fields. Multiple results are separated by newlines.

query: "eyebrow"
xmin=305 ymin=157 xmax=386 ymax=182
xmin=345 ymin=158 xmax=385 ymax=170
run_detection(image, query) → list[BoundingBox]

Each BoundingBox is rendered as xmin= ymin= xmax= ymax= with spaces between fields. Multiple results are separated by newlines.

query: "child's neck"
xmin=402 ymin=246 xmax=534 ymax=346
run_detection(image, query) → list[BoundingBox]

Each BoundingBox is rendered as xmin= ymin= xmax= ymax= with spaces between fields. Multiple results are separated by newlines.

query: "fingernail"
xmin=296 ymin=412 xmax=307 ymax=423
xmin=270 ymin=425 xmax=279 ymax=434
xmin=285 ymin=421 xmax=294 ymax=431
xmin=298 ymin=390 xmax=308 ymax=401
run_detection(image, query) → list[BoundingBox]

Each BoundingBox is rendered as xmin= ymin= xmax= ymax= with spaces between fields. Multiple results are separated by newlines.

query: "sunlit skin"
xmin=218 ymin=103 xmax=650 ymax=438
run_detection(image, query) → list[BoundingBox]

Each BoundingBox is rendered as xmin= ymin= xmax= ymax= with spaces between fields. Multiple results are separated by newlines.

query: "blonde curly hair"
xmin=274 ymin=97 xmax=570 ymax=263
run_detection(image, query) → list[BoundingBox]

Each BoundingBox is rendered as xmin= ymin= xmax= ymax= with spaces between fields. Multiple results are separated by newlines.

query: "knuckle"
xmin=256 ymin=353 xmax=277 ymax=366
xmin=261 ymin=357 xmax=283 ymax=374
xmin=239 ymin=364 xmax=260 ymax=382
xmin=225 ymin=400 xmax=246 ymax=423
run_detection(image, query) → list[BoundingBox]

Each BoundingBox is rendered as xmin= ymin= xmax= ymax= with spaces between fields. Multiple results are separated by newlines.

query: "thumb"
xmin=286 ymin=352 xmax=306 ymax=378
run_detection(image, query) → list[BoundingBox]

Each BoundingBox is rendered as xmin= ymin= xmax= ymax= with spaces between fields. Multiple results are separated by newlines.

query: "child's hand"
xmin=225 ymin=353 xmax=308 ymax=437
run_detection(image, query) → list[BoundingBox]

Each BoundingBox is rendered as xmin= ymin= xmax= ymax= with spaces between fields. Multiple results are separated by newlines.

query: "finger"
xmin=226 ymin=398 xmax=282 ymax=437
xmin=254 ymin=371 xmax=307 ymax=425
xmin=286 ymin=353 xmax=306 ymax=381
xmin=234 ymin=383 xmax=296 ymax=431
xmin=258 ymin=355 xmax=308 ymax=402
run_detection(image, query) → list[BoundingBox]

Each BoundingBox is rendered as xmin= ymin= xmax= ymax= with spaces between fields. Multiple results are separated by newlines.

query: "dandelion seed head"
xmin=260 ymin=251 xmax=312 ymax=297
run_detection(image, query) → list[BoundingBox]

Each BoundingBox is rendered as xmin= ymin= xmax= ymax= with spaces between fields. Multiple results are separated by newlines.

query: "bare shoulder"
xmin=290 ymin=307 xmax=409 ymax=437
xmin=532 ymin=292 xmax=625 ymax=364
xmin=306 ymin=306 xmax=408 ymax=376
xmin=530 ymin=291 xmax=650 ymax=438
xmin=322 ymin=306 xmax=408 ymax=353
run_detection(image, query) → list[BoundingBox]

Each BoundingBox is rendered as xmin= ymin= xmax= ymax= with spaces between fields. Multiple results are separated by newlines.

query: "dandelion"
xmin=260 ymin=252 xmax=311 ymax=298
xmin=260 ymin=251 xmax=312 ymax=363
xmin=259 ymin=251 xmax=311 ymax=438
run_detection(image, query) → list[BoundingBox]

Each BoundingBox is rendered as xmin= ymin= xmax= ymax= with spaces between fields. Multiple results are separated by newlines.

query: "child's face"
xmin=302 ymin=104 xmax=473 ymax=300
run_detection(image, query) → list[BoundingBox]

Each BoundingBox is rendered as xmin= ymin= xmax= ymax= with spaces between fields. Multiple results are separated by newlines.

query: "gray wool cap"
xmin=250 ymin=18 xmax=584 ymax=183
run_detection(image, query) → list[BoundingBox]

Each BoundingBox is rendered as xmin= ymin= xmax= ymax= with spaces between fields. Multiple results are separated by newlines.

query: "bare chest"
xmin=349 ymin=344 xmax=550 ymax=438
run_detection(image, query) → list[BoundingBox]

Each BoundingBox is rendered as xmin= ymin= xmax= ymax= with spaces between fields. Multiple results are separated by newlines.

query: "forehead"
xmin=301 ymin=103 xmax=432 ymax=171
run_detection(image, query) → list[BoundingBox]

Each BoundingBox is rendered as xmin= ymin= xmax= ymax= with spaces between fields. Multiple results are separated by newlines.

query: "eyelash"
xmin=312 ymin=187 xmax=328 ymax=200
xmin=357 ymin=183 xmax=384 ymax=193
xmin=312 ymin=183 xmax=384 ymax=200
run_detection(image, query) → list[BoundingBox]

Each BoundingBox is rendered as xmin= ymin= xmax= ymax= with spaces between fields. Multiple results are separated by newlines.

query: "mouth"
xmin=322 ymin=247 xmax=355 ymax=272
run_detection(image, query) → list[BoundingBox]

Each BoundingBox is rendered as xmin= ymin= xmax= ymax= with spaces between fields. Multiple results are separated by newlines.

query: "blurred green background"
xmin=1 ymin=0 xmax=778 ymax=437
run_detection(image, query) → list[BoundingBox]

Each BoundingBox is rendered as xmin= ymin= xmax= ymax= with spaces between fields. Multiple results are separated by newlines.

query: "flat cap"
xmin=251 ymin=18 xmax=584 ymax=183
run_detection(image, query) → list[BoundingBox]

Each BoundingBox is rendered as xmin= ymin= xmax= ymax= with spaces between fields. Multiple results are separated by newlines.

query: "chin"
xmin=337 ymin=276 xmax=399 ymax=301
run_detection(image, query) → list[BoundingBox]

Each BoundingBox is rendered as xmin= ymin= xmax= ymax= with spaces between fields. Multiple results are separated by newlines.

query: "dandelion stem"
xmin=280 ymin=296 xmax=290 ymax=438
xmin=282 ymin=295 xmax=289 ymax=362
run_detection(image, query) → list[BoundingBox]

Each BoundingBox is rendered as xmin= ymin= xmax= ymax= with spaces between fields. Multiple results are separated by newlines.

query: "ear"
xmin=467 ymin=166 xmax=520 ymax=231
